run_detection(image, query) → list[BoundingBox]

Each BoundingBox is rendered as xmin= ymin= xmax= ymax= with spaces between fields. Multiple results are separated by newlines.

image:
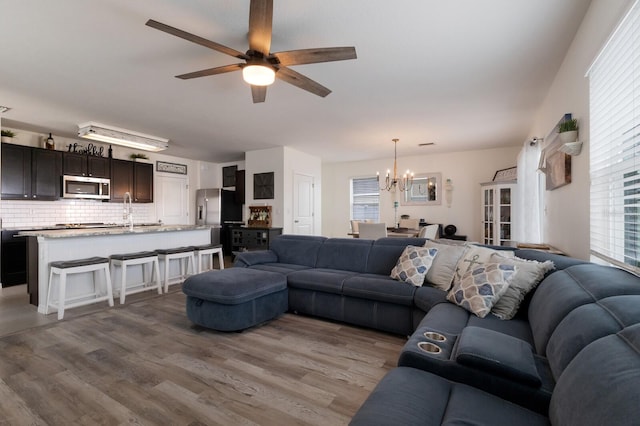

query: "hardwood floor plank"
xmin=0 ymin=291 xmax=404 ymax=425
xmin=0 ymin=378 xmax=48 ymax=426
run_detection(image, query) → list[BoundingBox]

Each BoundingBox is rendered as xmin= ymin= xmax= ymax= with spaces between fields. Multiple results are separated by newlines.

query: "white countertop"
xmin=18 ymin=224 xmax=211 ymax=238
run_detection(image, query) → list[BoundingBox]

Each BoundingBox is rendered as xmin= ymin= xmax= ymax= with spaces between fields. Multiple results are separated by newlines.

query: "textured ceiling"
xmin=0 ymin=0 xmax=591 ymax=163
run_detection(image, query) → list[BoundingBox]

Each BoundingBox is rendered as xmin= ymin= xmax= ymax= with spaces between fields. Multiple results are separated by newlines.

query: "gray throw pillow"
xmin=489 ymin=253 xmax=555 ymax=320
xmin=422 ymin=241 xmax=469 ymax=291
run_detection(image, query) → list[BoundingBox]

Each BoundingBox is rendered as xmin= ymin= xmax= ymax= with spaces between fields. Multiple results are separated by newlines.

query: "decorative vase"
xmin=45 ymin=133 xmax=55 ymax=150
xmin=559 ymin=130 xmax=578 ymax=143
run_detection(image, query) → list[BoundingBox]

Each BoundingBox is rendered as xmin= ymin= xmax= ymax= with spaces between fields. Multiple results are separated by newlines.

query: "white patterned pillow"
xmin=453 ymin=245 xmax=515 ymax=286
xmin=390 ymin=246 xmax=439 ymax=287
xmin=447 ymin=263 xmax=517 ymax=318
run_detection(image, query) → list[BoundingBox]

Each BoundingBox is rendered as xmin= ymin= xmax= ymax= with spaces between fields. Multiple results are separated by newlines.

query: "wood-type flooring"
xmin=0 ymin=289 xmax=405 ymax=425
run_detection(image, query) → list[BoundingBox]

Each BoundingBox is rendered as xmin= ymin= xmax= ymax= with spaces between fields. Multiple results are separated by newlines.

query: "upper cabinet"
xmin=133 ymin=162 xmax=153 ymax=203
xmin=1 ymin=143 xmax=62 ymax=200
xmin=110 ymin=159 xmax=153 ymax=203
xmin=63 ymin=152 xmax=110 ymax=178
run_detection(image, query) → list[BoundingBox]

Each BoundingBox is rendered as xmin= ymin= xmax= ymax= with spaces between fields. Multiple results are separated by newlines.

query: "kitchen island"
xmin=19 ymin=225 xmax=211 ymax=313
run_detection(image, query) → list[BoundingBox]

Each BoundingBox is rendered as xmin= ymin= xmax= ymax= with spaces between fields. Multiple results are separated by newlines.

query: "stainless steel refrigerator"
xmin=195 ymin=189 xmax=243 ymax=248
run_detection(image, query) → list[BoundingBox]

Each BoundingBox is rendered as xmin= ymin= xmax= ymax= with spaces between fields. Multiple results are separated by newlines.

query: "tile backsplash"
xmin=0 ymin=199 xmax=156 ymax=229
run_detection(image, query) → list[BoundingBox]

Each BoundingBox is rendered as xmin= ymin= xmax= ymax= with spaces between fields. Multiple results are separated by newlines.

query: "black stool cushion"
xmin=110 ymin=251 xmax=158 ymax=261
xmin=51 ymin=257 xmax=110 ymax=269
xmin=156 ymin=247 xmax=195 ymax=255
xmin=193 ymin=244 xmax=223 ymax=251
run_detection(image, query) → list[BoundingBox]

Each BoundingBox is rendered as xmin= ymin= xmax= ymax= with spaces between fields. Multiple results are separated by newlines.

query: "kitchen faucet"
xmin=123 ymin=192 xmax=133 ymax=231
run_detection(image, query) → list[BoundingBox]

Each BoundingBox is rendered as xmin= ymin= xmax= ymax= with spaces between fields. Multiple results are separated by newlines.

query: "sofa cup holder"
xmin=418 ymin=341 xmax=442 ymax=354
xmin=423 ymin=331 xmax=447 ymax=342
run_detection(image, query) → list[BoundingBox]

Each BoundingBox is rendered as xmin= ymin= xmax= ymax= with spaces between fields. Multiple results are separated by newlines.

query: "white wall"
xmin=245 ymin=147 xmax=286 ymax=228
xmin=322 ymin=146 xmax=520 ymax=240
xmin=245 ymin=146 xmax=322 ymax=234
xmin=528 ymin=0 xmax=633 ymax=259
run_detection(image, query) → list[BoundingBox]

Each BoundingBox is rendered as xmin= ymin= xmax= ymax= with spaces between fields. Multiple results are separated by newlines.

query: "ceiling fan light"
xmin=242 ymin=65 xmax=275 ymax=86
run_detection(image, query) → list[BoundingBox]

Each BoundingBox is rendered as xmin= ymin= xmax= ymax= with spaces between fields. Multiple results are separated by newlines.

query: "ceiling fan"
xmin=146 ymin=0 xmax=357 ymax=103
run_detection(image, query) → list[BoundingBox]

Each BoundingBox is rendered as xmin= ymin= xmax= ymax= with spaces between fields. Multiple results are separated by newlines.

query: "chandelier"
xmin=378 ymin=138 xmax=414 ymax=192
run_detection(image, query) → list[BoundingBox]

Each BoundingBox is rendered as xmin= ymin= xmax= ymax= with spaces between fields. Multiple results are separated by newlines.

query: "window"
xmin=588 ymin=0 xmax=640 ymax=273
xmin=351 ymin=177 xmax=379 ymax=221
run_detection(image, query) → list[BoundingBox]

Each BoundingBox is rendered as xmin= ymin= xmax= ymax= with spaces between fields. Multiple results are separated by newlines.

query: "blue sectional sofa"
xmin=230 ymin=234 xmax=640 ymax=425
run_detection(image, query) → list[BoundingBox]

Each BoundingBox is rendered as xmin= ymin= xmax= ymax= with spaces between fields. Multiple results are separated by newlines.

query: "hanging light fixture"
xmin=377 ymin=138 xmax=414 ymax=191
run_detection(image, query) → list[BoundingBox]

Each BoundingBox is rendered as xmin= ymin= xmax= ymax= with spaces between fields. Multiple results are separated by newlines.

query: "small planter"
xmin=559 ymin=130 xmax=578 ymax=143
xmin=1 ymin=136 xmax=12 ymax=143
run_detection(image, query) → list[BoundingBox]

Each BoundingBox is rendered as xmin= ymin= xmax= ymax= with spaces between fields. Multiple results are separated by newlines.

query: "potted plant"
xmin=558 ymin=118 xmax=578 ymax=143
xmin=130 ymin=153 xmax=149 ymax=161
xmin=1 ymin=129 xmax=16 ymax=143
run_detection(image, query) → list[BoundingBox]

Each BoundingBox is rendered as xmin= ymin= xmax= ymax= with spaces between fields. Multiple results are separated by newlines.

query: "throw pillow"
xmin=453 ymin=245 xmax=515 ymax=286
xmin=390 ymin=246 xmax=439 ymax=287
xmin=489 ymin=254 xmax=555 ymax=319
xmin=447 ymin=263 xmax=517 ymax=318
xmin=422 ymin=240 xmax=469 ymax=291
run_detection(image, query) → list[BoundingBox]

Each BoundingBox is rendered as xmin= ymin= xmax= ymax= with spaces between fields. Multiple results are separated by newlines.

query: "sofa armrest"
xmin=233 ymin=250 xmax=278 ymax=267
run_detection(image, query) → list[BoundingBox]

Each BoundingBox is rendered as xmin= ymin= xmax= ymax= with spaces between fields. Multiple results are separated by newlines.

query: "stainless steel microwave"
xmin=62 ymin=175 xmax=110 ymax=200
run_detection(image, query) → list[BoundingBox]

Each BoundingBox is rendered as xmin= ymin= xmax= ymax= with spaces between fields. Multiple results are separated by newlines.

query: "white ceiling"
xmin=0 ymin=0 xmax=591 ymax=164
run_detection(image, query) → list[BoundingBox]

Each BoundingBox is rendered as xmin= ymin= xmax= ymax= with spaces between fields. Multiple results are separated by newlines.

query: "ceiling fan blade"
xmin=276 ymin=66 xmax=331 ymax=97
xmin=248 ymin=0 xmax=273 ymax=55
xmin=273 ymin=47 xmax=357 ymax=66
xmin=176 ymin=63 xmax=243 ymax=80
xmin=251 ymin=85 xmax=267 ymax=103
xmin=146 ymin=19 xmax=248 ymax=60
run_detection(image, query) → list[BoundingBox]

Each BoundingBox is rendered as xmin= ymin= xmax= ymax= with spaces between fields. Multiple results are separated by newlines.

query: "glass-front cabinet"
xmin=481 ymin=181 xmax=517 ymax=246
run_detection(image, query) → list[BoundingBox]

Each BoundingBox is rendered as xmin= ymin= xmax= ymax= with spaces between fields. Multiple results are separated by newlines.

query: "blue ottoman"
xmin=182 ymin=268 xmax=288 ymax=331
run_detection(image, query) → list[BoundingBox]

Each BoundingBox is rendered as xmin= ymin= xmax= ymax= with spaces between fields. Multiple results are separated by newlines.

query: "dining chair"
xmin=418 ymin=224 xmax=439 ymax=239
xmin=359 ymin=222 xmax=388 ymax=240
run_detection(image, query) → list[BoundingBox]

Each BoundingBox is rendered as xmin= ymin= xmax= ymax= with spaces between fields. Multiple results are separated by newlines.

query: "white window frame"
xmin=350 ymin=176 xmax=380 ymax=222
xmin=587 ymin=0 xmax=640 ymax=274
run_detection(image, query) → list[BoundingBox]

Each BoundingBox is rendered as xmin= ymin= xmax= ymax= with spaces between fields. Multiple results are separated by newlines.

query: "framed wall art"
xmin=546 ymin=151 xmax=571 ymax=190
xmin=156 ymin=161 xmax=187 ymax=175
xmin=254 ymin=172 xmax=274 ymax=199
xmin=492 ymin=166 xmax=517 ymax=182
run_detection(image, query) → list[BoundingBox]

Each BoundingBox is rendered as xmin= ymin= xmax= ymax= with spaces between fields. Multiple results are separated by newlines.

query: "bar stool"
xmin=156 ymin=247 xmax=196 ymax=292
xmin=110 ymin=251 xmax=162 ymax=304
xmin=46 ymin=257 xmax=114 ymax=320
xmin=193 ymin=244 xmax=225 ymax=273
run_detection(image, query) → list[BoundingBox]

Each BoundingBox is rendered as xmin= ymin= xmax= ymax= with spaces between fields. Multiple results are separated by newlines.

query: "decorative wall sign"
xmin=66 ymin=142 xmax=105 ymax=157
xmin=254 ymin=172 xmax=274 ymax=199
xmin=546 ymin=151 xmax=571 ymax=190
xmin=492 ymin=166 xmax=517 ymax=182
xmin=156 ymin=161 xmax=187 ymax=175
xmin=223 ymin=165 xmax=238 ymax=187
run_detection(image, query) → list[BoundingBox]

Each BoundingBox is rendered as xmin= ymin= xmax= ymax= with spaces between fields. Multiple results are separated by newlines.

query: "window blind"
xmin=351 ymin=177 xmax=379 ymax=221
xmin=589 ymin=0 xmax=640 ymax=273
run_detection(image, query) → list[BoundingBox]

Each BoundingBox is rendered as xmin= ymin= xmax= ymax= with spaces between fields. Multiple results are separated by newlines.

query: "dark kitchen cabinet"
xmin=110 ymin=159 xmax=133 ymax=202
xmin=133 ymin=162 xmax=153 ymax=203
xmin=1 ymin=230 xmax=27 ymax=287
xmin=1 ymin=143 xmax=31 ymax=199
xmin=235 ymin=169 xmax=245 ymax=204
xmin=1 ymin=143 xmax=61 ymax=200
xmin=110 ymin=159 xmax=153 ymax=203
xmin=63 ymin=152 xmax=110 ymax=178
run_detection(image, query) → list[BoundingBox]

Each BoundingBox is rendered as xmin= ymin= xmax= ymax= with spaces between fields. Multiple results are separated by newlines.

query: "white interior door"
xmin=293 ymin=173 xmax=314 ymax=235
xmin=156 ymin=174 xmax=189 ymax=224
